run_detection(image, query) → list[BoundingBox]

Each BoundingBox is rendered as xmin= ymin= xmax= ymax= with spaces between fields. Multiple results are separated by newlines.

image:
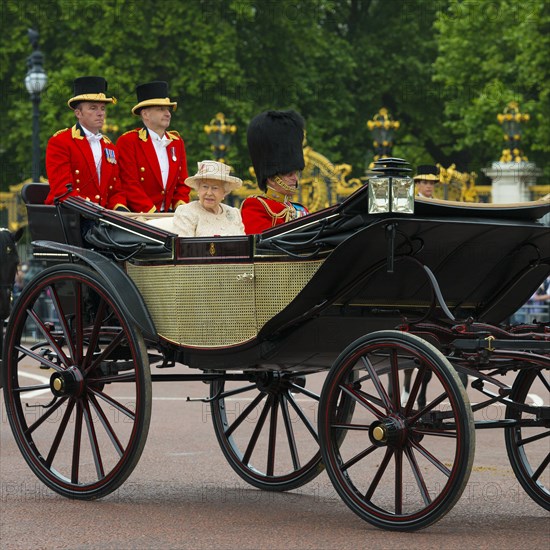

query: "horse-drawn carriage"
xmin=1 ymin=159 xmax=549 ymax=531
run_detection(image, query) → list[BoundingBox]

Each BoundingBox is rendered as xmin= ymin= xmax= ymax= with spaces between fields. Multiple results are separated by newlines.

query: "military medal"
xmin=171 ymin=147 xmax=177 ymax=162
xmin=104 ymin=149 xmax=117 ymax=164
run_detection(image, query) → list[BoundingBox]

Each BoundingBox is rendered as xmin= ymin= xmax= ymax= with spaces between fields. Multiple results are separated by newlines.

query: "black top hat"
xmin=413 ymin=164 xmax=440 ymax=182
xmin=247 ymin=110 xmax=305 ymax=192
xmin=132 ymin=81 xmax=177 ymax=115
xmin=67 ymin=76 xmax=115 ymax=109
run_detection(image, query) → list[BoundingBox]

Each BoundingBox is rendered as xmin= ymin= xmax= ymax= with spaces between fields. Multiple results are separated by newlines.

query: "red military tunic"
xmin=45 ymin=124 xmax=127 ymax=209
xmin=116 ymin=127 xmax=190 ymax=213
xmin=241 ymin=191 xmax=309 ymax=234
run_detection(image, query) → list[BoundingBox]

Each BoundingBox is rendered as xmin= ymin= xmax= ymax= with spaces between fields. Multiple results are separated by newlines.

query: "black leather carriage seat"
xmin=22 ymin=183 xmax=83 ymax=247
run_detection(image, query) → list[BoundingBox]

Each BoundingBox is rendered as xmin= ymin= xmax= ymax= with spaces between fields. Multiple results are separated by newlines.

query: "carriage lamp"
xmin=368 ymin=158 xmax=414 ymax=214
xmin=204 ymin=112 xmax=237 ymax=164
xmin=25 ymin=29 xmax=48 ymax=183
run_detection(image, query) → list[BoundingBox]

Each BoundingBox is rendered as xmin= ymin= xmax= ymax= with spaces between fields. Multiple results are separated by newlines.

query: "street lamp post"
xmin=367 ymin=108 xmax=400 ymax=166
xmin=203 ymin=112 xmax=237 ymax=164
xmin=497 ymin=101 xmax=529 ymax=163
xmin=24 ymin=29 xmax=48 ymax=182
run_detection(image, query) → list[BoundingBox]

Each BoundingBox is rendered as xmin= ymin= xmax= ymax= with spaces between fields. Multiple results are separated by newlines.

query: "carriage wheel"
xmin=504 ymin=368 xmax=550 ymax=510
xmin=319 ymin=330 xmax=475 ymax=531
xmin=210 ymin=370 xmax=328 ymax=491
xmin=2 ymin=264 xmax=152 ymax=500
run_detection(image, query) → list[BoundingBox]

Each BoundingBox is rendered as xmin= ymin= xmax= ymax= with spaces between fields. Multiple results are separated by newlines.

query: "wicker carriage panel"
xmin=254 ymin=260 xmax=324 ymax=328
xmin=126 ymin=263 xmax=257 ymax=347
xmin=126 ymin=259 xmax=324 ymax=348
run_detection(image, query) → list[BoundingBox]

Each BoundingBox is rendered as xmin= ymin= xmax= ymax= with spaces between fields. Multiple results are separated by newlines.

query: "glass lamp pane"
xmin=391 ymin=177 xmax=415 ymax=214
xmin=25 ymin=71 xmax=48 ymax=94
xmin=368 ymin=178 xmax=390 ymax=214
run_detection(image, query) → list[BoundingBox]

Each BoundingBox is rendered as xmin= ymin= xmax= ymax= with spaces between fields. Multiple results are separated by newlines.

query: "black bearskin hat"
xmin=247 ymin=110 xmax=305 ymax=192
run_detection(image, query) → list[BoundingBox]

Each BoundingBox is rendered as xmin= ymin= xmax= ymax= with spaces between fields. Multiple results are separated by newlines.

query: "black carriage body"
xmin=25 ymin=186 xmax=550 ymax=371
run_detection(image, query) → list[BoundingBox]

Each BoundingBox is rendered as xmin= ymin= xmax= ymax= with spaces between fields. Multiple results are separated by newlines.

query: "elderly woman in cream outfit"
xmin=147 ymin=160 xmax=245 ymax=236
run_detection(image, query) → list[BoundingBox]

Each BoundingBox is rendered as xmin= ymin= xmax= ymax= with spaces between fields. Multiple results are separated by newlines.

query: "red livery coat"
xmin=241 ymin=195 xmax=309 ymax=234
xmin=45 ymin=124 xmax=127 ymax=209
xmin=116 ymin=127 xmax=190 ymax=213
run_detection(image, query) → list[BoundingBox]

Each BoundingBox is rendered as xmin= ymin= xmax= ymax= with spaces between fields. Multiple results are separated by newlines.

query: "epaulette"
xmin=52 ymin=128 xmax=69 ymax=137
xmin=167 ymin=130 xmax=181 ymax=140
xmin=121 ymin=128 xmax=139 ymax=137
xmin=102 ymin=135 xmax=112 ymax=144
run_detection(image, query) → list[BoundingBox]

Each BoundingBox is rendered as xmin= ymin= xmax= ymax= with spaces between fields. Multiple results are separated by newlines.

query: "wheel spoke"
xmin=408 ymin=390 xmax=448 ymax=423
xmin=340 ymin=443 xmax=378 ymax=471
xmin=82 ymin=399 xmax=105 ymax=480
xmin=340 ymin=383 xmax=385 ymax=419
xmin=364 ymin=447 xmax=394 ymax=501
xmin=361 ymin=356 xmax=392 ymax=411
xmin=536 ymin=371 xmax=550 ymax=393
xmin=88 ymin=393 xmax=124 ymax=457
xmin=404 ymin=446 xmax=432 ymax=506
xmin=243 ymin=395 xmax=272 ymax=465
xmin=404 ymin=365 xmax=429 ymax=415
xmin=285 ymin=390 xmax=319 ymax=442
xmin=280 ymin=394 xmax=300 ymax=470
xmin=46 ymin=400 xmax=75 ymax=467
xmin=71 ymin=402 xmax=84 ymax=484
xmin=84 ymin=330 xmax=125 ymax=376
xmin=267 ymin=397 xmax=279 ymax=476
xmin=394 ymin=448 xmax=403 ymax=515
xmin=389 ymin=349 xmax=402 ymax=412
xmin=13 ymin=383 xmax=50 ymax=393
xmin=47 ymin=284 xmax=75 ymax=361
xmin=88 ymin=387 xmax=137 ymax=421
xmin=216 ymin=383 xmax=257 ymax=400
xmin=410 ymin=439 xmax=452 ymax=477
xmin=518 ymin=429 xmax=550 ymax=446
xmin=25 ymin=396 xmax=70 ymax=435
xmin=224 ymin=391 xmax=266 ymax=438
xmin=532 ymin=452 xmax=550 ymax=483
xmin=82 ymin=299 xmax=107 ymax=370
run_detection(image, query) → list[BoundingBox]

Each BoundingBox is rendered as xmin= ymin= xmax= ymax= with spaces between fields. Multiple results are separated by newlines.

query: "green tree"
xmin=433 ymin=0 xmax=550 ymax=176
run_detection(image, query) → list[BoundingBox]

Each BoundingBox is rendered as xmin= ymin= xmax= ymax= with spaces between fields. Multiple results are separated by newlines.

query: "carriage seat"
xmin=22 ymin=183 xmax=83 ymax=247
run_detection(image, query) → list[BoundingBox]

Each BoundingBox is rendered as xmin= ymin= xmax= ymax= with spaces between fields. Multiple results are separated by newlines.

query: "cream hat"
xmin=185 ymin=161 xmax=242 ymax=193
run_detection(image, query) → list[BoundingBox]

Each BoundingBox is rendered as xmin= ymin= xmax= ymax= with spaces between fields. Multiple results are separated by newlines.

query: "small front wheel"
xmin=319 ymin=330 xmax=474 ymax=531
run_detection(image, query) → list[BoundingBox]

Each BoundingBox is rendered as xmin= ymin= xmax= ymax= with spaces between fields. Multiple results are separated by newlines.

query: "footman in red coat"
xmin=117 ymin=81 xmax=190 ymax=213
xmin=45 ymin=76 xmax=128 ymax=210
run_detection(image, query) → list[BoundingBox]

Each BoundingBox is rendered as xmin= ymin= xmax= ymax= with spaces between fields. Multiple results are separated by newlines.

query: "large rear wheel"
xmin=2 ymin=264 xmax=152 ymax=499
xmin=319 ymin=330 xmax=475 ymax=531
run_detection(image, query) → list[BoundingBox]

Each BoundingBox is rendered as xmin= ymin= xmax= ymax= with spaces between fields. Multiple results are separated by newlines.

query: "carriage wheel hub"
xmin=50 ymin=366 xmax=85 ymax=397
xmin=370 ymin=416 xmax=408 ymax=447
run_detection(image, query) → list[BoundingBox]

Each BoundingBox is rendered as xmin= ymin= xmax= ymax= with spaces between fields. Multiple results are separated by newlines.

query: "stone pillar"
xmin=482 ymin=161 xmax=542 ymax=203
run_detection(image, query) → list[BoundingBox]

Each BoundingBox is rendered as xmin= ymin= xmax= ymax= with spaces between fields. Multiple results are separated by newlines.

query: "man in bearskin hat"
xmin=241 ymin=110 xmax=309 ymax=234
xmin=414 ymin=165 xmax=440 ymax=198
xmin=116 ymin=81 xmax=190 ymax=213
xmin=45 ymin=76 xmax=128 ymax=210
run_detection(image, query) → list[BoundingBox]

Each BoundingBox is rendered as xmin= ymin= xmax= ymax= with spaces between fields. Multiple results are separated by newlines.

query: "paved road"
xmin=1 ymin=368 xmax=548 ymax=550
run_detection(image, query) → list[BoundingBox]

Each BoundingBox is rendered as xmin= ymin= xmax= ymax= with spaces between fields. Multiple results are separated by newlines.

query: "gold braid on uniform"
xmin=257 ymin=187 xmax=298 ymax=226
xmin=272 ymin=174 xmax=297 ymax=194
